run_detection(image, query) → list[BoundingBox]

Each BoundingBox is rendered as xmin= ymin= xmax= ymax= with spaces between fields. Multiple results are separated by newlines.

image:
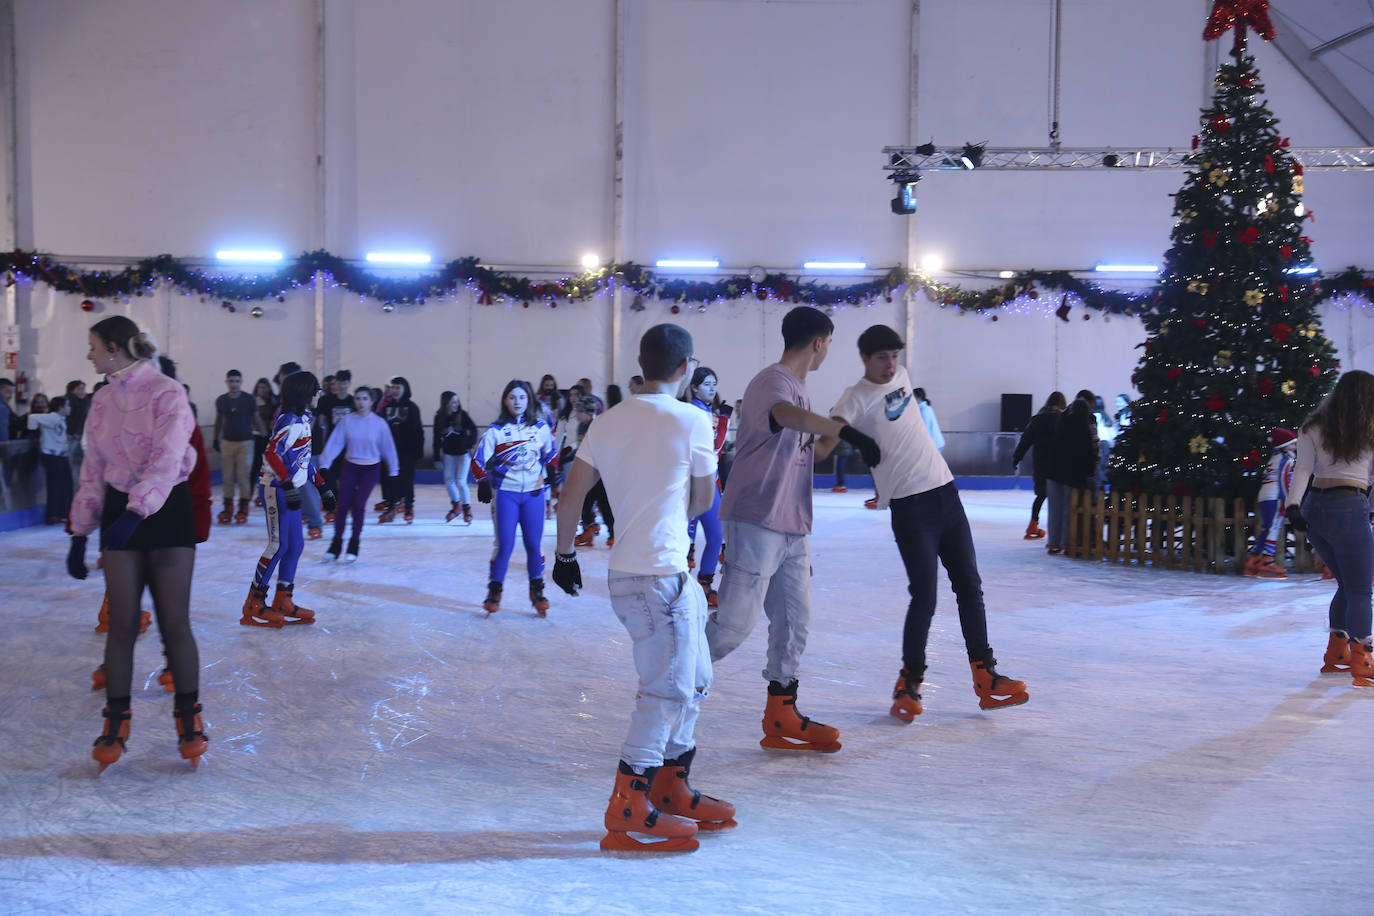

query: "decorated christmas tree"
xmin=1108 ymin=1 xmax=1340 ymax=501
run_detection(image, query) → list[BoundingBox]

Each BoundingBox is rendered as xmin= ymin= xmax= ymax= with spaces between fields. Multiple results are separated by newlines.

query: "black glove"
xmin=319 ymin=486 xmax=337 ymax=513
xmin=478 ymin=480 xmax=492 ymax=504
xmin=838 ymin=425 xmax=882 ymax=468
xmin=102 ymin=510 xmax=143 ymax=550
xmin=718 ymin=403 xmax=733 ymax=418
xmin=67 ymin=535 xmax=88 ymax=580
xmin=1284 ymin=504 xmax=1307 ymax=533
xmin=545 ymin=465 xmax=558 ymax=490
xmin=282 ymin=484 xmax=303 ymax=511
xmin=552 ymin=551 xmax=582 ymax=596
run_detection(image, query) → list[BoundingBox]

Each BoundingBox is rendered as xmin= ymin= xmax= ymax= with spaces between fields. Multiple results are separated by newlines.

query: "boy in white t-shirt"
xmin=829 ymin=325 xmax=1029 ymax=720
xmin=552 ymin=323 xmax=734 ymax=854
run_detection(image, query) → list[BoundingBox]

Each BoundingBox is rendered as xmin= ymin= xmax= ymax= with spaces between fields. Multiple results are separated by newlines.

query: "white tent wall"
xmin=8 ymin=0 xmax=1374 ymax=431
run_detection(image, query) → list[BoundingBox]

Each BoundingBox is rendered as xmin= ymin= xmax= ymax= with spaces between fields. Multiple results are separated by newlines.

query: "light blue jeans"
xmin=609 ymin=571 xmax=712 ymax=770
xmin=301 ymin=476 xmax=323 ymax=528
xmin=442 ymin=452 xmax=471 ymax=505
xmin=1046 ymin=480 xmax=1072 ymax=549
xmin=707 ymin=519 xmax=812 ymax=684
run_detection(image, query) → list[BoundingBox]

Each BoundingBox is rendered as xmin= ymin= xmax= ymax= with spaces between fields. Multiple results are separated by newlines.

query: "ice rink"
xmin=0 ymin=486 xmax=1365 ymax=915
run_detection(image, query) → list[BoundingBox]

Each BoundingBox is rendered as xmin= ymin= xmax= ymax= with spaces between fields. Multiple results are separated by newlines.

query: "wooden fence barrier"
xmin=1066 ymin=489 xmax=1324 ymax=574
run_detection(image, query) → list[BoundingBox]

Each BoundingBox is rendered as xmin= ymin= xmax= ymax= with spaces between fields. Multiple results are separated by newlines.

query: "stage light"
xmin=915 ymin=142 xmax=937 ymax=156
xmin=998 ymin=270 xmax=1015 ymax=279
xmin=1102 ymin=154 xmax=1120 ymax=167
xmin=365 ymin=252 xmax=432 ymax=265
xmin=890 ymin=170 xmax=920 ymax=215
xmin=920 ymin=253 xmax=944 ymax=273
xmin=215 ymin=250 xmax=283 ymax=263
xmin=581 ymin=253 xmax=601 ymax=269
xmin=655 ymin=259 xmax=719 ymax=269
xmin=1094 ymin=264 xmax=1159 ymax=273
xmin=803 ymin=261 xmax=867 ymax=271
xmin=959 ymin=143 xmax=985 ymax=170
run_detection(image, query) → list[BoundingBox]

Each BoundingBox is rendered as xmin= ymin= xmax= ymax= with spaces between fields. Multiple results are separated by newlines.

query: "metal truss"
xmin=882 ymin=146 xmax=1374 ymax=173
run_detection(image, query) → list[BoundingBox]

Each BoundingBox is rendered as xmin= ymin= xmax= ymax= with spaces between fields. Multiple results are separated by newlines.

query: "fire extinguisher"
xmin=14 ymin=370 xmax=27 ymax=403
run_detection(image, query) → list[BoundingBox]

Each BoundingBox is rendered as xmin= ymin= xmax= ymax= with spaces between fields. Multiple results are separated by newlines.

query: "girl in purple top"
xmin=321 ymin=386 xmax=399 ymax=563
xmin=66 ymin=316 xmax=206 ymax=773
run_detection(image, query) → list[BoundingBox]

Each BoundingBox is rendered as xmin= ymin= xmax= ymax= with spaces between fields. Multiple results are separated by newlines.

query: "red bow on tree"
xmin=1203 ymin=0 xmax=1277 ymax=50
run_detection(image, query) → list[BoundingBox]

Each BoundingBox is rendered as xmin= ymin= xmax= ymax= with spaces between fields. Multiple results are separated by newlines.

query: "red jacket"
xmin=188 ymin=426 xmax=212 ymax=543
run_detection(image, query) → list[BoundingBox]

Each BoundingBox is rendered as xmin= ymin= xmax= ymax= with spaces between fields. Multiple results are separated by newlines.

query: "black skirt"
xmin=100 ymin=482 xmax=196 ymax=551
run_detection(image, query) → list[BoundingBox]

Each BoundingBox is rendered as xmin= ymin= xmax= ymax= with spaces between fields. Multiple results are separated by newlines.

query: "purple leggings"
xmin=490 ymin=487 xmax=546 ymax=583
xmin=335 ymin=461 xmax=383 ymax=542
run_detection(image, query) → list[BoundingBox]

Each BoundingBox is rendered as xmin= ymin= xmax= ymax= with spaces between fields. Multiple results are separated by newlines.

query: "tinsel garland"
xmin=1 ymin=248 xmax=1369 ymax=315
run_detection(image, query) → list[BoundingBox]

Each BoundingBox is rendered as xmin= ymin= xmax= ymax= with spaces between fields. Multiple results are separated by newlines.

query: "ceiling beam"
xmin=1269 ymin=8 xmax=1374 ymax=144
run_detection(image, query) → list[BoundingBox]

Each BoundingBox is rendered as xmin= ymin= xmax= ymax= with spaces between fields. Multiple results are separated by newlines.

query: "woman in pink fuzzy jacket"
xmin=66 ymin=315 xmax=207 ymax=773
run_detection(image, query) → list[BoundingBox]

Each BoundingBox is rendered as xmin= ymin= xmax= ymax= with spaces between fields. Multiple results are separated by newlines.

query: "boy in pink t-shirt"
xmin=707 ymin=307 xmax=880 ymax=753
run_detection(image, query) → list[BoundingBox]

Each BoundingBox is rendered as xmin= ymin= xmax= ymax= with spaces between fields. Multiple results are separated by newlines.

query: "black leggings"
xmin=1030 ymin=476 xmax=1047 ymax=522
xmin=581 ymin=480 xmax=615 ymax=536
xmin=102 ymin=547 xmax=199 ymax=700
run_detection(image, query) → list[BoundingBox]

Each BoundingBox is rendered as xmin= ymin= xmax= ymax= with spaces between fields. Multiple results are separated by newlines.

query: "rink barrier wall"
xmin=1066 ymin=489 xmax=1324 ymax=575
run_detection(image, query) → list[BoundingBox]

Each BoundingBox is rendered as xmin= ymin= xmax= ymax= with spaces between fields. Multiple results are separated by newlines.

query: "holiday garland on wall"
xmin=2 ymin=248 xmax=1372 ymax=317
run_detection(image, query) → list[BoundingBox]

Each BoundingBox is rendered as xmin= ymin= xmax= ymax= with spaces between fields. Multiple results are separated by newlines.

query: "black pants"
xmin=40 ymin=452 xmax=72 ymax=519
xmin=581 ymin=479 xmax=614 ymax=535
xmin=889 ymin=481 xmax=990 ymax=672
xmin=1030 ymin=475 xmax=1047 ymax=522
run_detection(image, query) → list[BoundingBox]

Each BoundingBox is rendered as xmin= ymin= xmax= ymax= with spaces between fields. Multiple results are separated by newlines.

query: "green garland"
xmin=1 ymin=249 xmax=1369 ymax=315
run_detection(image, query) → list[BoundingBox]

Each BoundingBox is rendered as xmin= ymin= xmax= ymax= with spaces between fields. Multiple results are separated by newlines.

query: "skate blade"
xmin=889 ymin=705 xmax=921 ymax=723
xmin=977 ymin=692 xmax=1030 ymax=710
xmin=1320 ymin=668 xmax=1351 ymax=676
xmin=281 ymin=618 xmax=315 ymax=625
xmin=693 ymin=818 xmax=738 ymax=832
xmin=759 ymin=736 xmax=842 ymax=753
xmin=1350 ymin=676 xmax=1374 ymax=688
xmin=240 ymin=617 xmax=285 ymax=629
xmin=599 ymin=831 xmax=699 ymax=854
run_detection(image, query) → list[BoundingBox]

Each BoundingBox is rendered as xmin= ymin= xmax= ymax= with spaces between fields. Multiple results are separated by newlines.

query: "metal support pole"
xmin=609 ymin=0 xmax=626 ymax=388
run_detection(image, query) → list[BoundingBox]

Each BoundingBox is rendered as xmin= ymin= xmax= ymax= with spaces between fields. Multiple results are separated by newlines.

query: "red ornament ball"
xmin=522 ymin=301 xmax=530 ymax=308
xmin=1028 ymin=290 xmax=1039 ymax=300
xmin=1194 ymin=318 xmax=1206 ymax=328
xmin=80 ymin=299 xmax=95 ymax=312
xmin=990 ymin=314 xmax=999 ymax=322
xmin=756 ymin=290 xmax=767 ymax=301
xmin=550 ymin=301 xmax=558 ymax=308
xmin=671 ymin=305 xmax=680 ymax=314
xmin=1082 ymin=313 xmax=1090 ymax=320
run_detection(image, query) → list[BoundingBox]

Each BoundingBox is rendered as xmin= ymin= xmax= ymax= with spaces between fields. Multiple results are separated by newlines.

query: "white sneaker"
xmin=323 ymin=550 xmax=339 ymax=562
xmin=342 ymin=553 xmax=358 ymax=564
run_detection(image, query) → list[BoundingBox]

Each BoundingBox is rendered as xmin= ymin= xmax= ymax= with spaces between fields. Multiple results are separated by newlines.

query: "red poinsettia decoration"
xmin=1194 ymin=318 xmax=1207 ymax=328
xmin=1239 ymin=226 xmax=1259 ymax=244
xmin=1156 ymin=409 xmax=1169 ymax=424
xmin=1205 ymin=394 xmax=1226 ymax=411
xmin=1277 ymin=285 xmax=1290 ymax=302
xmin=1203 ymin=230 xmax=1219 ymax=248
xmin=1310 ymin=365 xmax=1321 ymax=378
xmin=1167 ymin=367 xmax=1183 ymax=380
xmin=1279 ymin=243 xmax=1293 ymax=259
xmin=1257 ymin=377 xmax=1274 ymax=394
xmin=1240 ymin=449 xmax=1261 ymax=468
xmin=1264 ymin=154 xmax=1274 ymax=173
xmin=1272 ymin=323 xmax=1292 ymax=341
xmin=1212 ymin=115 xmax=1230 ymax=132
xmin=1191 ymin=135 xmax=1200 ymax=150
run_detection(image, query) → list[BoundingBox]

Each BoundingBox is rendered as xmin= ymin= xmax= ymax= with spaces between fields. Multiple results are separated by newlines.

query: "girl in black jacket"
xmin=379 ymin=375 xmax=425 ymax=524
xmin=1012 ymin=391 xmax=1066 ymax=540
xmin=434 ymin=390 xmax=478 ymax=524
xmin=1045 ymin=392 xmax=1100 ymax=554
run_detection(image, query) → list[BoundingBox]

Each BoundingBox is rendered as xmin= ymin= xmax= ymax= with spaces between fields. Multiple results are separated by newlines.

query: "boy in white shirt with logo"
xmin=552 ymin=324 xmax=734 ymax=854
xmin=828 ymin=324 xmax=1029 ymax=720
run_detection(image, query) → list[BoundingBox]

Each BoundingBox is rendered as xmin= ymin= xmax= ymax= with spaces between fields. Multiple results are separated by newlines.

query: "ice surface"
xmin=0 ymin=488 xmax=1364 ymax=915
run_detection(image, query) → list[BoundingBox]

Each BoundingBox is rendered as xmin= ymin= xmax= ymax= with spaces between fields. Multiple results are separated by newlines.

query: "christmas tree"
xmin=1108 ymin=1 xmax=1340 ymax=501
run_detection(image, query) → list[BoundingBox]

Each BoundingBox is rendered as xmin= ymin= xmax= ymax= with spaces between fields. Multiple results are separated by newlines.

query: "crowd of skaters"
xmin=52 ymin=304 xmax=1374 ymax=854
